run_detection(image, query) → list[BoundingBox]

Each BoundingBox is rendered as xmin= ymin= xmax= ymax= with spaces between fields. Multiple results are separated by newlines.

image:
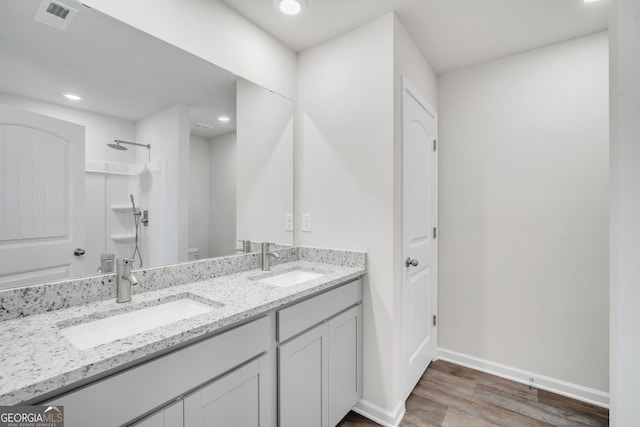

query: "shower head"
xmin=108 ymin=140 xmax=151 ymax=161
xmin=107 ymin=142 xmax=128 ymax=151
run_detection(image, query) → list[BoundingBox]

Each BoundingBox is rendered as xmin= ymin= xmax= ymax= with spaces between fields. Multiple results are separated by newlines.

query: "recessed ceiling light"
xmin=277 ymin=0 xmax=306 ymax=16
xmin=64 ymin=93 xmax=82 ymax=101
xmin=583 ymin=0 xmax=604 ymax=3
xmin=218 ymin=116 xmax=231 ymax=123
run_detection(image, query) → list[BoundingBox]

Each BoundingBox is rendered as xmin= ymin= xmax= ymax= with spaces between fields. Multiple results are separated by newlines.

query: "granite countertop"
xmin=0 ymin=259 xmax=365 ymax=405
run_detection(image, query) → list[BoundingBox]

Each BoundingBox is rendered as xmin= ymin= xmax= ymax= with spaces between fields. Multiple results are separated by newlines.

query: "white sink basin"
xmin=59 ymin=298 xmax=217 ymax=350
xmin=257 ymin=270 xmax=325 ymax=287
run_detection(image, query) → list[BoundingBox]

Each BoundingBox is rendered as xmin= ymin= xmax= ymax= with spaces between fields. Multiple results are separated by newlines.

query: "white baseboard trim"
xmin=437 ymin=348 xmax=609 ymax=408
xmin=353 ymin=399 xmax=405 ymax=427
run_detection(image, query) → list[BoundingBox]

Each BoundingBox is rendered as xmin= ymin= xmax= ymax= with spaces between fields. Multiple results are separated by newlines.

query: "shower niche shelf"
xmin=111 ymin=205 xmax=134 ymax=213
xmin=111 ymin=234 xmax=136 ymax=243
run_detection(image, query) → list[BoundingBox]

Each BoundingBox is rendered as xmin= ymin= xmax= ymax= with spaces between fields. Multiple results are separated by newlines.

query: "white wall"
xmin=298 ymin=14 xmax=438 ymax=419
xmin=210 ymin=132 xmax=237 ymax=257
xmin=189 ymin=134 xmax=211 ymax=259
xmin=298 ymin=13 xmax=438 ymax=420
xmin=82 ymin=0 xmax=297 ymax=99
xmin=610 ymin=0 xmax=640 ymax=424
xmin=393 ymin=17 xmax=438 ymax=112
xmin=136 ymin=104 xmax=190 ymax=265
xmin=236 ymin=79 xmax=294 ymax=247
xmin=298 ymin=14 xmax=395 ymax=412
xmin=438 ymin=33 xmax=609 ymax=393
xmin=0 ymin=92 xmax=136 ymax=164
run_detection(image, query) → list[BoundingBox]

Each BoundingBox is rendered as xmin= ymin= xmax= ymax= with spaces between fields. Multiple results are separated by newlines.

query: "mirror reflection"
xmin=0 ymin=0 xmax=293 ymax=289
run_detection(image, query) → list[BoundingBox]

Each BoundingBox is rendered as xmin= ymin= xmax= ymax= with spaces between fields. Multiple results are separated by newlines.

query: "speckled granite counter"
xmin=0 ymin=248 xmax=366 ymax=405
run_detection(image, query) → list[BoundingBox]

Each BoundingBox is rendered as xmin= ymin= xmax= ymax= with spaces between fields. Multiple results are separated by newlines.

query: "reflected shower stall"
xmin=85 ymin=140 xmax=157 ymax=273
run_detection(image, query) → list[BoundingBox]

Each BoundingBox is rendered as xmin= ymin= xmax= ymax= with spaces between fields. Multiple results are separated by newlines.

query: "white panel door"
xmin=0 ymin=105 xmax=85 ymax=288
xmin=402 ymin=78 xmax=438 ymax=400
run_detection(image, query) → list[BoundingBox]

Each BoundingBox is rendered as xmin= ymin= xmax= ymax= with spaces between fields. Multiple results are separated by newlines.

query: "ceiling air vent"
xmin=34 ymin=0 xmax=78 ymax=31
xmin=46 ymin=2 xmax=71 ymax=19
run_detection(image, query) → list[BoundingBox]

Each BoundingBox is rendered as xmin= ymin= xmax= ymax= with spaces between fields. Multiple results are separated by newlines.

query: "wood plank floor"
xmin=336 ymin=360 xmax=609 ymax=427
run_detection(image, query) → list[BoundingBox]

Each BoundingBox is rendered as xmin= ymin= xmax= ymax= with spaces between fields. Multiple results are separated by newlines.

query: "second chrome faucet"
xmin=116 ymin=258 xmax=138 ymax=303
xmin=261 ymin=242 xmax=279 ymax=271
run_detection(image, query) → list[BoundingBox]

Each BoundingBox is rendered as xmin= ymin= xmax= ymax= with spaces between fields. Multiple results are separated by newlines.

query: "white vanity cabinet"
xmin=44 ymin=317 xmax=272 ymax=427
xmin=39 ymin=277 xmax=364 ymax=427
xmin=277 ymin=280 xmax=363 ymax=427
xmin=132 ymin=356 xmax=268 ymax=427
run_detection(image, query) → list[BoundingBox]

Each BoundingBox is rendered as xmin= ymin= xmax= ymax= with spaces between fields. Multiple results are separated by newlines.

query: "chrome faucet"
xmin=116 ymin=258 xmax=139 ymax=303
xmin=261 ymin=242 xmax=280 ymax=271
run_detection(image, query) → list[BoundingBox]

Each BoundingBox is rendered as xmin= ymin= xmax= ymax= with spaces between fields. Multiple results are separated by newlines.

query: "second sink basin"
xmin=252 ymin=268 xmax=326 ymax=287
xmin=59 ymin=298 xmax=220 ymax=350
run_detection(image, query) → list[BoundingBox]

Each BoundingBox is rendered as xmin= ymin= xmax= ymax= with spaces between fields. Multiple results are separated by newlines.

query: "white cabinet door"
xmin=131 ymin=401 xmax=183 ymax=427
xmin=278 ymin=323 xmax=328 ymax=427
xmin=328 ymin=305 xmax=362 ymax=427
xmin=184 ymin=358 xmax=266 ymax=427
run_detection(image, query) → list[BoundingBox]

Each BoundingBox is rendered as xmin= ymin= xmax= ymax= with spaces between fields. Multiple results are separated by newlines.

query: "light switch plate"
xmin=285 ymin=214 xmax=294 ymax=231
xmin=302 ymin=214 xmax=312 ymax=232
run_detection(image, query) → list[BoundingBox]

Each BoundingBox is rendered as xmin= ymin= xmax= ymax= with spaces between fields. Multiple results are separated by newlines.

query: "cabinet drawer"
xmin=277 ymin=280 xmax=361 ymax=342
xmin=45 ymin=316 xmax=270 ymax=427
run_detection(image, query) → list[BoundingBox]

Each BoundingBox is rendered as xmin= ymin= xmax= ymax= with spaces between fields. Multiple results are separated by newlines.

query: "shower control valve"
xmin=142 ymin=210 xmax=149 ymax=227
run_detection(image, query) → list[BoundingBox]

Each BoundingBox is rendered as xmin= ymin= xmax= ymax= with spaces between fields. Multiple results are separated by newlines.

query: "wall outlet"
xmin=285 ymin=213 xmax=294 ymax=231
xmin=302 ymin=214 xmax=312 ymax=232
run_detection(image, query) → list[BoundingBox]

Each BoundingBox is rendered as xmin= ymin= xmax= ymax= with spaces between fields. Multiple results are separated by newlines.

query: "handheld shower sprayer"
xmin=130 ymin=194 xmax=143 ymax=268
xmin=130 ymin=194 xmax=140 ymax=216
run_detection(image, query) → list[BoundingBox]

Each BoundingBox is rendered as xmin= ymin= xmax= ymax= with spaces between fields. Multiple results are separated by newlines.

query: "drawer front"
xmin=277 ymin=279 xmax=361 ymax=343
xmin=45 ymin=316 xmax=270 ymax=427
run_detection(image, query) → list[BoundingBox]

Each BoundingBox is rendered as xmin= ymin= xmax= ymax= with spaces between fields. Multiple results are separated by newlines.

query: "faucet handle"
xmin=116 ymin=258 xmax=135 ymax=269
xmin=238 ymin=239 xmax=252 ymax=253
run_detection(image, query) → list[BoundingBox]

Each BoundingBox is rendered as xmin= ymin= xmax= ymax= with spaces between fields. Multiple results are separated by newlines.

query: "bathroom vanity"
xmin=0 ymin=247 xmax=365 ymax=427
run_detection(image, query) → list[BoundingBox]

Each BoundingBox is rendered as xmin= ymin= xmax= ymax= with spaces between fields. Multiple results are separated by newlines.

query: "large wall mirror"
xmin=0 ymin=0 xmax=294 ymax=289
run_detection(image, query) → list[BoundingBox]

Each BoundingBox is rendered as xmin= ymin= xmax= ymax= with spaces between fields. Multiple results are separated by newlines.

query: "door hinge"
xmin=433 ymin=139 xmax=437 ymax=152
xmin=433 ymin=314 xmax=437 ymax=327
xmin=433 ymin=227 xmax=437 ymax=239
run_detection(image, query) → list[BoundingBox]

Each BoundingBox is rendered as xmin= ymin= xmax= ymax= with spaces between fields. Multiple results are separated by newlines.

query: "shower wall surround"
xmin=0 ymin=247 xmax=365 ymax=322
xmin=85 ymin=159 xmax=166 ymax=275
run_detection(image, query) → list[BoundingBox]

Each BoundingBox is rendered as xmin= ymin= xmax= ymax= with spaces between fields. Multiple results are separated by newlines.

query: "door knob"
xmin=74 ymin=248 xmax=86 ymax=256
xmin=405 ymin=257 xmax=419 ymax=267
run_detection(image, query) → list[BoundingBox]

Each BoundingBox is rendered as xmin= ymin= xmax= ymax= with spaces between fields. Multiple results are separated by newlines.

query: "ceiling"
xmin=220 ymin=0 xmax=610 ymax=74
xmin=0 ymin=0 xmax=610 ymax=134
xmin=0 ymin=0 xmax=238 ymax=138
